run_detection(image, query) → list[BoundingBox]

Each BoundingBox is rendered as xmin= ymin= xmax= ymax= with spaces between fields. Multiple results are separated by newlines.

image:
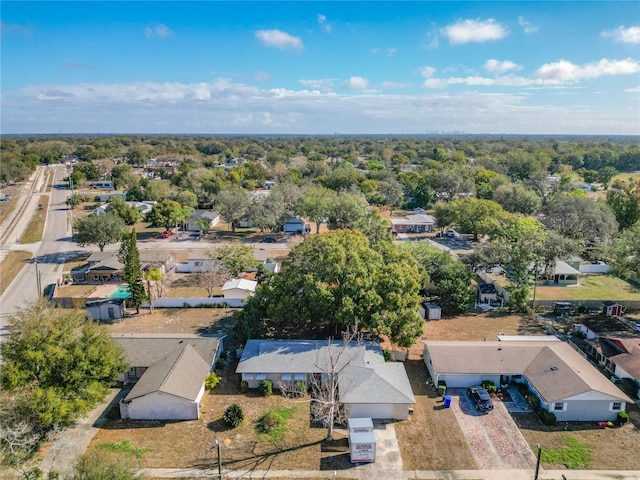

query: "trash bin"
xmin=443 ymin=395 xmax=451 ymax=408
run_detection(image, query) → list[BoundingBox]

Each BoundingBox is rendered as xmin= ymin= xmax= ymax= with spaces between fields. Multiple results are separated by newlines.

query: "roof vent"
xmin=550 ymin=365 xmax=559 ymax=371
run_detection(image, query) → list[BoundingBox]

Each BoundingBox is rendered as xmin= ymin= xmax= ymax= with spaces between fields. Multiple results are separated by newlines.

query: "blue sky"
xmin=1 ymin=1 xmax=639 ymax=135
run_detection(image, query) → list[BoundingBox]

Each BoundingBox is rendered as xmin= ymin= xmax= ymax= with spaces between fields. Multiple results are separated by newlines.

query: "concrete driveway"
xmin=448 ymin=388 xmax=537 ymax=470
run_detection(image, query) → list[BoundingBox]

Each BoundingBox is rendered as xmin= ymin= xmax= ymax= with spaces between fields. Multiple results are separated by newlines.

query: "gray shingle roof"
xmin=124 ymin=344 xmax=211 ymax=402
xmin=113 ymin=333 xmax=221 ymax=367
xmin=340 ymin=363 xmax=415 ymax=404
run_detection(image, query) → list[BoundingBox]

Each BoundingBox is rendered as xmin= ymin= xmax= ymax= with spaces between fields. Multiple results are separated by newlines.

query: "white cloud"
xmin=144 ymin=24 xmax=173 ymax=39
xmin=518 ymin=16 xmax=539 ymax=34
xmin=3 ymin=78 xmax=638 ymax=135
xmin=441 ymin=19 xmax=508 ymax=45
xmin=255 ymin=29 xmax=303 ymax=50
xmin=535 ymin=58 xmax=640 ymax=81
xmin=601 ymin=26 xmax=640 ymax=44
xmin=344 ymin=76 xmax=369 ymax=90
xmin=381 ymin=81 xmax=410 ymax=89
xmin=371 ymin=47 xmax=398 ymax=57
xmin=484 ymin=59 xmax=522 ymax=74
xmin=253 ymin=71 xmax=271 ymax=82
xmin=625 ymin=85 xmax=640 ymax=93
xmin=317 ymin=14 xmax=331 ymax=32
xmin=299 ymin=78 xmax=335 ymax=93
xmin=0 ymin=21 xmax=32 ymax=38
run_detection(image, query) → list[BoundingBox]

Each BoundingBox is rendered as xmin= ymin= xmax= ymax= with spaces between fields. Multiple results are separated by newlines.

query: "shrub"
xmin=259 ymin=379 xmax=273 ymax=397
xmin=382 ymin=349 xmax=392 ymax=362
xmin=223 ymin=404 xmax=244 ymax=428
xmin=257 ymin=407 xmax=296 ymax=440
xmin=240 ymin=380 xmax=249 ymax=393
xmin=294 ymin=381 xmax=307 ymax=396
xmin=618 ymin=411 xmax=629 ymax=425
xmin=205 ymin=372 xmax=221 ymax=390
xmin=539 ymin=409 xmax=557 ymax=426
xmin=481 ymin=380 xmax=497 ymax=393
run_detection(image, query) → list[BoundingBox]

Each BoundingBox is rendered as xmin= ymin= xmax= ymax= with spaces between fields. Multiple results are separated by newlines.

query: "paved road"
xmin=0 ymin=165 xmax=76 ymax=335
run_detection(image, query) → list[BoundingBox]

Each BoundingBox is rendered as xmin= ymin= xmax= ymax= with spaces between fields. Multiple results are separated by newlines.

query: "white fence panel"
xmin=144 ymin=297 xmax=246 ymax=308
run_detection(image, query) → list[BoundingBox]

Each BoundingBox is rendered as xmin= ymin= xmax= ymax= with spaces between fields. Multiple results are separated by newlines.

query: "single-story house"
xmin=95 ymin=200 xmax=155 ymax=216
xmin=86 ymin=298 xmax=126 ymax=322
xmin=577 ymin=316 xmax=637 ymax=341
xmin=603 ymin=301 xmax=623 ymax=317
xmin=222 ymin=278 xmax=257 ymax=299
xmin=390 ymin=213 xmax=435 ymax=233
xmin=419 ymin=302 xmax=442 ymax=320
xmin=85 ymin=251 xmax=174 ymax=282
xmin=236 ymin=339 xmax=415 ymax=420
xmin=185 ymin=210 xmax=220 ymax=232
xmin=176 ymin=251 xmax=214 ymax=273
xmin=283 ymin=217 xmax=310 ymax=234
xmin=541 ymin=260 xmax=580 ymax=286
xmin=112 ymin=334 xmax=224 ymax=421
xmin=608 ymin=340 xmax=640 ymax=398
xmin=424 ymin=337 xmax=632 ymax=422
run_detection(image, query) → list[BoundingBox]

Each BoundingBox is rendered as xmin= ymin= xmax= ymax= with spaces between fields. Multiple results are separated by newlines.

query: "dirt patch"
xmin=0 ymin=250 xmax=32 ymax=296
xmin=395 ymin=360 xmax=476 ymax=470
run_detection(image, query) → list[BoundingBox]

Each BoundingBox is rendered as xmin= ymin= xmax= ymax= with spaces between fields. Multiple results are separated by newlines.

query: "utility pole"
xmin=215 ymin=439 xmax=222 ymax=479
xmin=534 ymin=443 xmax=542 ymax=480
xmin=34 ymin=260 xmax=42 ymax=297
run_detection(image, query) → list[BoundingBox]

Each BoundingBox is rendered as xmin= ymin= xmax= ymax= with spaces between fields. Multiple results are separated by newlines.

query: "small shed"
xmin=349 ymin=431 xmax=376 ymax=463
xmin=476 ymin=283 xmax=498 ymax=305
xmin=86 ymin=298 xmax=126 ymax=322
xmin=419 ymin=302 xmax=442 ymax=320
xmin=283 ymin=217 xmax=309 ymax=234
xmin=222 ymin=279 xmax=257 ymax=299
xmin=603 ymin=301 xmax=623 ymax=317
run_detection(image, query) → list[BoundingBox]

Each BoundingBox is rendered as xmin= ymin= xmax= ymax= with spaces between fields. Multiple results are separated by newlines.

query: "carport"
xmin=448 ymin=388 xmax=536 ymax=470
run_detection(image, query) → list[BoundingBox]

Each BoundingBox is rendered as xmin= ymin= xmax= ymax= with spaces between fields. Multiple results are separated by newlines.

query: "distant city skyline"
xmin=1 ymin=1 xmax=639 ymax=135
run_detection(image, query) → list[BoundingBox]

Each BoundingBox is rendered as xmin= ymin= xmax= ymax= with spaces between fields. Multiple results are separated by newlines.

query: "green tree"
xmin=295 ymin=185 xmax=335 ymax=234
xmin=607 ymin=179 xmax=640 ymax=230
xmin=598 ymin=166 xmax=618 ymax=189
xmin=118 ymin=229 xmax=146 ymax=313
xmin=399 ymin=242 xmax=474 ymax=314
xmin=329 ymin=191 xmax=369 ymax=229
xmin=610 ymin=221 xmax=640 ymax=280
xmin=107 ymin=197 xmax=142 ymax=225
xmin=143 ymin=267 xmax=164 ymax=312
xmin=241 ymin=230 xmax=424 ymax=347
xmin=450 ymin=197 xmax=505 ymax=241
xmin=541 ymin=194 xmax=618 ymax=242
xmin=74 ymin=213 xmax=125 ymax=251
xmin=492 ymin=184 xmax=541 ymax=216
xmin=144 ymin=199 xmax=182 ymax=230
xmin=215 ymin=187 xmax=252 ymax=232
xmin=216 ymin=243 xmax=256 ymax=276
xmin=110 ymin=164 xmax=139 ymax=190
xmin=145 ymin=178 xmax=175 ymax=202
xmin=0 ymin=303 xmax=127 ymax=463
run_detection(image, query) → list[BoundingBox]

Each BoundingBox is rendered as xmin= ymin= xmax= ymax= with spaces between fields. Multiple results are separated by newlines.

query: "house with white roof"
xmin=424 ymin=337 xmax=632 ymax=422
xmin=222 ymin=278 xmax=257 ymax=299
xmin=236 ymin=339 xmax=415 ymax=420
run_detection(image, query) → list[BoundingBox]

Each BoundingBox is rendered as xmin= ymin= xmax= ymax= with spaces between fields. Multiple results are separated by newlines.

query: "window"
xmin=194 ymin=261 xmax=202 ymax=267
xmin=554 ymin=402 xmax=565 ymax=411
xmin=256 ymin=373 xmax=266 ymax=381
xmin=242 ymin=373 xmax=254 ymax=380
xmin=294 ymin=373 xmax=305 ymax=381
xmin=611 ymin=402 xmax=622 ymax=411
xmin=281 ymin=373 xmax=292 ymax=381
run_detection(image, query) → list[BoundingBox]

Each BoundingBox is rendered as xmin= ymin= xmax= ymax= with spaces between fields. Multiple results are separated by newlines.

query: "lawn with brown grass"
xmin=0 ymin=195 xmax=19 ymax=225
xmin=0 ymin=250 xmax=32 ymax=295
xmin=19 ymin=195 xmax=49 ymax=243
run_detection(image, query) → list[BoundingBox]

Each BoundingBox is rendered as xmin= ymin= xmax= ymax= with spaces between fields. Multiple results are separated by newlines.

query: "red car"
xmin=158 ymin=230 xmax=172 ymax=238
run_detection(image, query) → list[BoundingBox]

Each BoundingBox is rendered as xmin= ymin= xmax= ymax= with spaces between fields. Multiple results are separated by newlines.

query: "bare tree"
xmin=0 ymin=418 xmax=42 ymax=467
xmin=199 ymin=248 xmax=229 ymax=297
xmin=280 ymin=327 xmax=362 ymax=441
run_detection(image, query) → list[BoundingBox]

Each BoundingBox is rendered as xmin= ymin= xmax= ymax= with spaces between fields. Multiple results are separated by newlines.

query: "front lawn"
xmin=536 ymin=275 xmax=640 ymax=301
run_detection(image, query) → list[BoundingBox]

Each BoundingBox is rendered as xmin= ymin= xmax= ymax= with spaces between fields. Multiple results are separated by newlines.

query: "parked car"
xmin=446 ymin=228 xmax=456 ymax=238
xmin=467 ymin=386 xmax=494 ymax=412
xmin=260 ymin=236 xmax=277 ymax=243
xmin=158 ymin=230 xmax=172 ymax=239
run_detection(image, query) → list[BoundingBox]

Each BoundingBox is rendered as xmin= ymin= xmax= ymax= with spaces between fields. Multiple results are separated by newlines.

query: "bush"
xmin=240 ymin=380 xmax=249 ymax=393
xmin=481 ymin=380 xmax=497 ymax=393
xmin=259 ymin=379 xmax=273 ymax=397
xmin=618 ymin=411 xmax=629 ymax=425
xmin=222 ymin=404 xmax=244 ymax=428
xmin=257 ymin=407 xmax=296 ymax=440
xmin=294 ymin=381 xmax=307 ymax=396
xmin=382 ymin=349 xmax=392 ymax=362
xmin=205 ymin=372 xmax=221 ymax=390
xmin=539 ymin=409 xmax=557 ymax=426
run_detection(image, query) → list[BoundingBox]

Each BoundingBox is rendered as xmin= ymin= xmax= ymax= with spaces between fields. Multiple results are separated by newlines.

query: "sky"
xmin=1 ymin=1 xmax=639 ymax=135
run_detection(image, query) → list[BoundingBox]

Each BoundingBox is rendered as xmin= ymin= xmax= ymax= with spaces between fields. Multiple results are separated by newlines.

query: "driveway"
xmin=448 ymin=388 xmax=536 ymax=470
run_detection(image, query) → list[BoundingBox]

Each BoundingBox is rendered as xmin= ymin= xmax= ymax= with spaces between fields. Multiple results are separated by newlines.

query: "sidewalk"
xmin=142 ymin=468 xmax=640 ymax=479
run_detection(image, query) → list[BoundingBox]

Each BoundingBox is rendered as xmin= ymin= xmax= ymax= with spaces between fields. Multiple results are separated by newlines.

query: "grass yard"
xmin=19 ymin=195 xmax=49 ymax=243
xmin=104 ymin=308 xmax=237 ymax=336
xmin=515 ymin=403 xmax=640 ymax=470
xmin=0 ymin=250 xmax=32 ymax=296
xmin=0 ymin=195 xmax=19 ymax=225
xmin=536 ymin=275 xmax=640 ymax=301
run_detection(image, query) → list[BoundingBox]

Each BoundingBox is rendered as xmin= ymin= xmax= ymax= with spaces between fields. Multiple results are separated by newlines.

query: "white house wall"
xmin=223 ymin=288 xmax=252 ymax=299
xmin=543 ymin=399 xmax=625 ymax=422
xmin=347 ymin=403 xmax=405 ymax=420
xmin=121 ymin=391 xmax=200 ymax=420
